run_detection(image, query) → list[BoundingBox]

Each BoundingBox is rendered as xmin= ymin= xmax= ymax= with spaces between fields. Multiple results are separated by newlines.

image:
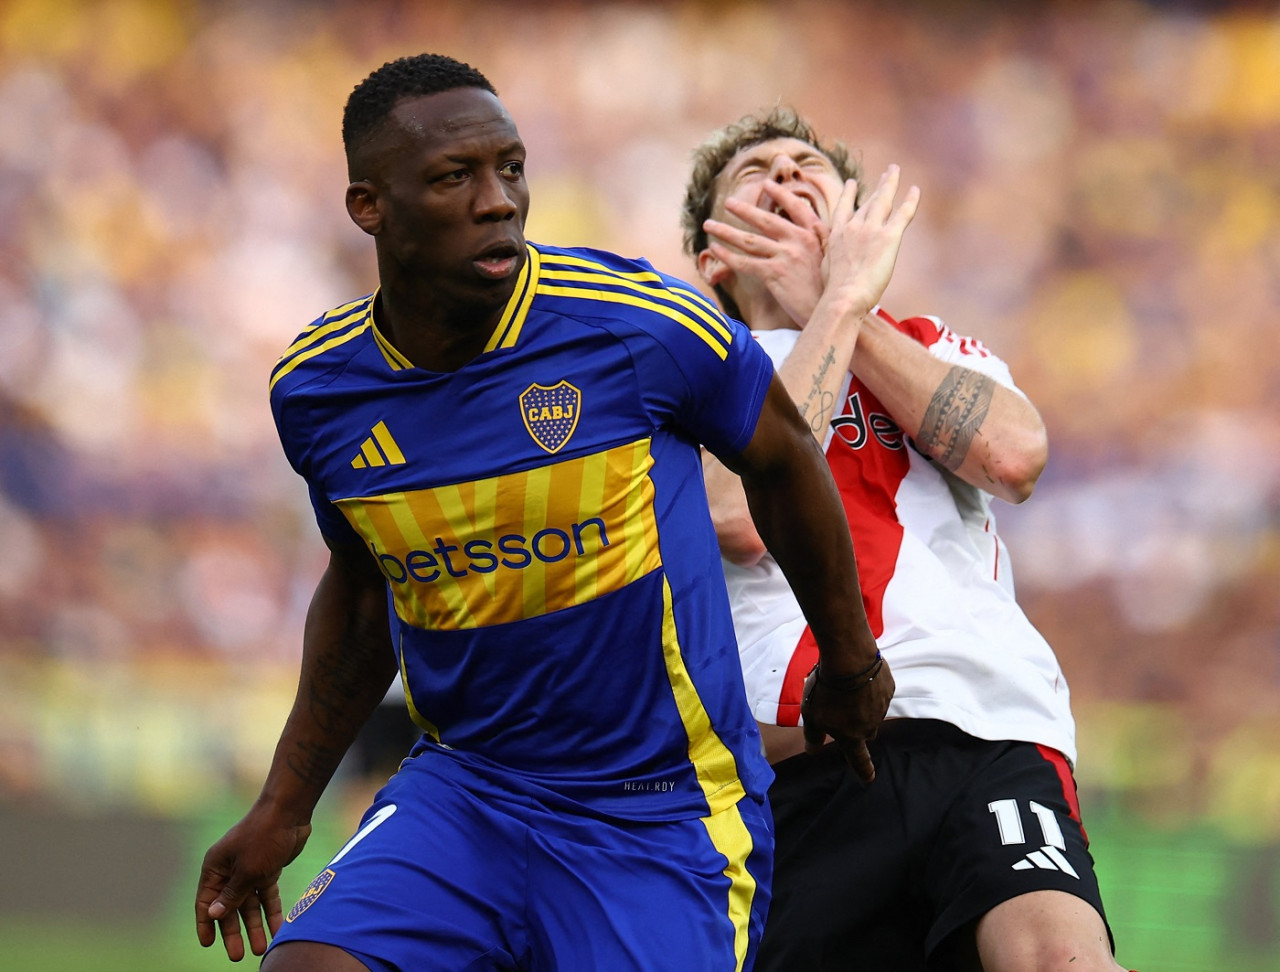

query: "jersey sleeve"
xmin=896 ymin=312 xmax=1024 ymax=395
xmin=627 ymin=273 xmax=776 ymax=457
xmin=270 ymin=377 xmax=365 ymax=546
xmin=306 ymin=481 xmax=364 ymax=544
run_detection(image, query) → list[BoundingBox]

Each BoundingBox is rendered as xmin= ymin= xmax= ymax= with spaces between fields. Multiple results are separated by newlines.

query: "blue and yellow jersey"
xmin=269 ymin=242 xmax=775 ymax=820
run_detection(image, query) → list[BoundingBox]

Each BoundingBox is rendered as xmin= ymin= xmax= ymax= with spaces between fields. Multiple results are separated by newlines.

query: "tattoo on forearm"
xmin=286 ymin=597 xmax=389 ymax=788
xmin=306 ymin=606 xmax=385 ymax=729
xmin=286 ymin=740 xmax=344 ymax=788
xmin=917 ymin=368 xmax=994 ymax=471
xmin=800 ymin=346 xmax=838 ymax=435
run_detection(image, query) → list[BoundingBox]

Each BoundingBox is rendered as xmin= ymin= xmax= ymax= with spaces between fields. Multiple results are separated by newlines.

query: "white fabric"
xmin=729 ymin=316 xmax=1077 ymax=763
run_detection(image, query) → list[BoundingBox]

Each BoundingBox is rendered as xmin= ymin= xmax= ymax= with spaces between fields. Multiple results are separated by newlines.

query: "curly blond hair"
xmin=680 ymin=106 xmax=862 ymax=319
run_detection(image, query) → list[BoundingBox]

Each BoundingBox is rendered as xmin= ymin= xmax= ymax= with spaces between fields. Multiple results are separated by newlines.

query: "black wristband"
xmin=812 ymin=651 xmax=884 ymax=692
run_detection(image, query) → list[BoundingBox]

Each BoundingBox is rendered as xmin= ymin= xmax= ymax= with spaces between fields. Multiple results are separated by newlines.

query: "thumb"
xmin=802 ymin=719 xmax=828 ymax=754
xmin=207 ymin=876 xmax=251 ymax=920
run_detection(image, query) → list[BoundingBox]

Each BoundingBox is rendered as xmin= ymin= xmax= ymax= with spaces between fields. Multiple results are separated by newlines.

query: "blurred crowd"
xmin=0 ymin=0 xmax=1276 ymax=844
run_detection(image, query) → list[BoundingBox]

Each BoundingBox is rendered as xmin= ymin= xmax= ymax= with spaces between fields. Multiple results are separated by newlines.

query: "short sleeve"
xmin=307 ymin=481 xmax=364 ymax=545
xmin=898 ymin=313 xmax=1022 ymax=394
xmin=628 ymin=278 xmax=776 ymax=457
xmin=271 ymin=380 xmax=365 ymax=547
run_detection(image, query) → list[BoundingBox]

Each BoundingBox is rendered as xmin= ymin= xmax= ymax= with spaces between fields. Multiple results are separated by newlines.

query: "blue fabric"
xmin=268 ymin=241 xmax=775 ymax=821
xmin=268 ymin=752 xmax=773 ymax=970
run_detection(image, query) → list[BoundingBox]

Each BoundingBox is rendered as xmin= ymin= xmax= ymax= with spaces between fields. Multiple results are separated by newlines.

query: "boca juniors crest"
xmin=286 ymin=868 xmax=335 ymax=922
xmin=520 ymin=381 xmax=582 ymax=453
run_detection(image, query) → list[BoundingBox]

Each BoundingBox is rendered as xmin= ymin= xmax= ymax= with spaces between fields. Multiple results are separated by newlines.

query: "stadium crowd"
xmin=0 ymin=0 xmax=1276 ymax=864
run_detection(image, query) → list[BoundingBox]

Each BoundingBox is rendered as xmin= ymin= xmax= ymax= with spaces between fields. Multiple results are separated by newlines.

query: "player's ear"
xmin=346 ymin=181 xmax=382 ymax=236
xmin=697 ymin=247 xmax=730 ymax=288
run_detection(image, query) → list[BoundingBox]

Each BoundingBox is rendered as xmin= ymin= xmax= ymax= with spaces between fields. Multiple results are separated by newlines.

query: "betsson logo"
xmin=371 ymin=518 xmax=611 ymax=584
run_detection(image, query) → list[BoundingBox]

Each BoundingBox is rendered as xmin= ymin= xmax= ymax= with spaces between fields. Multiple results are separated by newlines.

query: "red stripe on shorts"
xmin=1036 ymin=743 xmax=1088 ymax=843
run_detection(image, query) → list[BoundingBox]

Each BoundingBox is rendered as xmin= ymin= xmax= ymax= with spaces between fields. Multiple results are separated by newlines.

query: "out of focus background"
xmin=0 ymin=0 xmax=1276 ymax=969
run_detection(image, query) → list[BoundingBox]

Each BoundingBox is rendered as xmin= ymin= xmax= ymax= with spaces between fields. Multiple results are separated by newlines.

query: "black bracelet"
xmin=812 ymin=651 xmax=884 ymax=692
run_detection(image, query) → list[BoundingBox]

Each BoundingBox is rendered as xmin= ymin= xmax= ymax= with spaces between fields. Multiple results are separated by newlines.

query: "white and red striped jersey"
xmin=726 ymin=310 xmax=1077 ymax=763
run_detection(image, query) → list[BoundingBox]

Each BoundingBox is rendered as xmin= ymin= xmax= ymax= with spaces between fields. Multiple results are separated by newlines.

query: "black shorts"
xmin=757 ymin=719 xmax=1111 ymax=971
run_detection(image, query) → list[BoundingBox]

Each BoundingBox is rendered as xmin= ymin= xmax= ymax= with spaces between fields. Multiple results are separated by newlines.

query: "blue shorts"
xmin=268 ymin=749 xmax=773 ymax=971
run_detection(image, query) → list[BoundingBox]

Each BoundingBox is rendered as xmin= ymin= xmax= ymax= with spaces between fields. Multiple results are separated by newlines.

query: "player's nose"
xmin=768 ymin=153 xmax=802 ymax=183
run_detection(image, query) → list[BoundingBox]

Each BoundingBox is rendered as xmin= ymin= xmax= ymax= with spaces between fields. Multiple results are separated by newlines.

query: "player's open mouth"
xmin=768 ymin=194 xmax=820 ymax=222
xmin=473 ymin=243 xmax=521 ymax=279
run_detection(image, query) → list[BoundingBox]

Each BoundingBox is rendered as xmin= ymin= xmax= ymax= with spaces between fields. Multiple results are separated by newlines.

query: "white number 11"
xmin=987 ymin=798 xmax=1065 ymax=849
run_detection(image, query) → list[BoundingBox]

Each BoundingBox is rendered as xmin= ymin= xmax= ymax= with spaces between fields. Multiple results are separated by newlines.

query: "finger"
xmin=706 ymin=240 xmax=765 ymax=277
xmin=195 ymin=873 xmax=226 ymax=948
xmin=888 ymin=183 xmax=922 ymax=230
xmin=757 ymin=182 xmax=826 ymax=232
xmin=217 ymin=906 xmax=247 ymax=962
xmin=841 ymin=738 xmax=876 ymax=784
xmin=859 ymin=165 xmax=901 ymax=224
xmin=703 ymin=219 xmax=774 ymax=258
xmin=204 ymin=874 xmax=253 ymax=960
xmin=722 ymin=195 xmax=811 ymax=239
xmin=242 ymin=893 xmax=270 ymax=957
xmin=262 ymin=883 xmax=286 ymax=937
xmin=813 ymin=219 xmax=831 ymax=250
xmin=830 ymin=177 xmax=862 ymax=228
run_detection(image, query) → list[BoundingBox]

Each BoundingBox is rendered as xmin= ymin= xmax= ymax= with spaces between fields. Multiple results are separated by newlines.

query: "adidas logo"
xmin=351 ymin=421 xmax=406 ymax=469
xmin=990 ymin=798 xmax=1080 ymax=880
xmin=1011 ymin=845 xmax=1079 ymax=879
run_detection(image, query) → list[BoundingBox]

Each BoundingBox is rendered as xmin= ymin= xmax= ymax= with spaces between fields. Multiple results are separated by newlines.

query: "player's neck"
xmin=372 ymin=288 xmax=501 ymax=373
xmin=739 ymin=294 xmax=801 ymax=333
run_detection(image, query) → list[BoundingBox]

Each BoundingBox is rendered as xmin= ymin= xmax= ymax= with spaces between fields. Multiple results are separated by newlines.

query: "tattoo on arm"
xmin=799 ymin=346 xmax=839 ymax=436
xmin=917 ymin=368 xmax=995 ymax=471
xmin=288 ymin=595 xmax=388 ymax=787
xmin=286 ymin=740 xmax=344 ymax=789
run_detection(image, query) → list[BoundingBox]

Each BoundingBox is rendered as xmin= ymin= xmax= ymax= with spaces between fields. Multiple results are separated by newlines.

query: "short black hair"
xmin=342 ymin=53 xmax=497 ymax=156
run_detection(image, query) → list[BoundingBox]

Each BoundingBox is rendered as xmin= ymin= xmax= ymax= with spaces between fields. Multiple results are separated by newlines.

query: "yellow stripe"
xmin=360 ymin=439 xmax=386 ymax=467
xmin=371 ymin=421 xmax=405 ymax=464
xmin=340 ymin=500 xmax=403 ymax=620
xmin=622 ymin=440 xmax=653 ymax=577
xmin=537 ymin=284 xmax=729 ymax=360
xmin=277 ymin=299 xmax=371 ymax=363
xmin=538 ymin=253 xmax=730 ymax=329
xmin=574 ymin=450 xmax=609 ymax=603
xmin=372 ymin=321 xmax=412 ymax=370
xmin=540 ymin=266 xmax=734 ymax=346
xmin=270 ymin=320 xmax=372 ymax=391
xmin=519 ymin=462 xmax=552 ymax=619
xmin=389 ymin=490 xmax=479 ymax=629
xmin=658 ymin=575 xmax=744 ymax=813
xmin=484 ymin=244 xmax=540 ymax=352
xmin=654 ymin=574 xmax=755 ymax=966
xmin=701 ymin=806 xmax=757 ymax=972
xmin=335 ymin=439 xmax=661 ymax=630
xmin=397 ymin=638 xmax=439 ymax=741
xmin=293 ymin=297 xmax=370 ymax=341
xmin=434 ymin=479 xmax=500 ymax=615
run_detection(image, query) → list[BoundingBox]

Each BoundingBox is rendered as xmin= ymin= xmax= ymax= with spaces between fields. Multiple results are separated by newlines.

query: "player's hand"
xmin=195 ymin=804 xmax=312 ymax=961
xmin=820 ymin=165 xmax=919 ymax=321
xmin=703 ymin=180 xmax=829 ymax=326
xmin=800 ymin=655 xmax=895 ymax=783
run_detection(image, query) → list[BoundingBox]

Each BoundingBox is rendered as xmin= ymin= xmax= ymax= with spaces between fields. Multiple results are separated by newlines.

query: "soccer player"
xmin=683 ymin=107 xmax=1127 ymax=971
xmin=194 ymin=57 xmax=912 ymax=972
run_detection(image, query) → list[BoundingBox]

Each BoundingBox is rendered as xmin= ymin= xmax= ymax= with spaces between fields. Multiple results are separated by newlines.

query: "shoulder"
xmin=531 ymin=242 xmax=736 ymax=359
xmin=268 ymin=293 xmax=376 ymax=403
xmin=875 ymin=307 xmax=998 ymax=361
